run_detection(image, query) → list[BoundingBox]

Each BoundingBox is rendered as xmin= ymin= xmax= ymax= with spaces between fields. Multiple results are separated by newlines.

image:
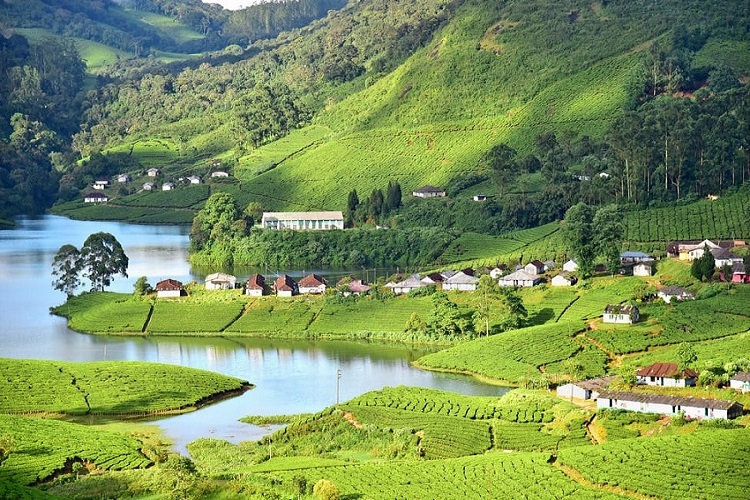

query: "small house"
xmin=274 ymin=274 xmax=298 ymax=297
xmin=556 ymin=376 xmax=615 ymax=400
xmin=391 ymin=275 xmax=425 ymax=295
xmin=205 ymin=272 xmax=237 ymax=290
xmin=632 ymin=262 xmax=653 ymax=277
xmin=84 ymin=192 xmax=108 ymax=204
xmin=524 ymin=260 xmax=545 ymax=275
xmin=116 ymin=174 xmax=131 ymax=183
xmin=440 ymin=270 xmax=458 ymax=281
xmin=443 ymin=271 xmax=479 ymax=292
xmin=211 ymin=171 xmax=230 ymax=178
xmin=143 ymin=182 xmax=155 ymax=191
xmin=551 ymin=273 xmax=577 ymax=287
xmin=147 ymin=168 xmax=161 ymax=177
xmin=338 ymin=278 xmax=370 ymax=296
xmin=603 ymin=304 xmax=639 ymax=324
xmin=421 ymin=273 xmax=445 ymax=286
xmin=412 ymin=185 xmax=446 ymax=198
xmin=162 ymin=182 xmax=175 ymax=191
xmin=711 ymin=247 xmax=743 ymax=268
xmin=245 ymin=273 xmax=266 ymax=297
xmin=543 ymin=260 xmax=556 ymax=271
xmin=156 ymin=279 xmax=182 ymax=298
xmin=498 ymin=269 xmax=541 ymax=288
xmin=187 ymin=175 xmax=202 ymax=185
xmin=597 ymin=391 xmax=743 ymax=420
xmin=620 ymin=251 xmax=653 ymax=265
xmin=488 ymin=265 xmax=508 ymax=279
xmin=298 ymin=273 xmax=327 ymax=294
xmin=685 ymin=239 xmax=721 ymax=260
xmin=658 ymin=286 xmax=695 ymax=304
xmin=636 ymin=362 xmax=697 ymax=387
xmin=473 ymin=194 xmax=488 ymax=202
xmin=262 ymin=211 xmax=345 ymax=231
xmin=92 ymin=179 xmax=109 ymax=190
xmin=562 ymin=259 xmax=578 ymax=273
xmin=730 ymin=372 xmax=750 ymax=392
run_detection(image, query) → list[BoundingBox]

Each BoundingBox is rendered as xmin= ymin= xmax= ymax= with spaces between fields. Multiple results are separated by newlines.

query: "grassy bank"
xmin=0 ymin=358 xmax=251 ymax=416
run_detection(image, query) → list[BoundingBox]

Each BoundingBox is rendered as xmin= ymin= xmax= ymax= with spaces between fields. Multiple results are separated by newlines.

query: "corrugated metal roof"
xmin=598 ymin=390 xmax=741 ymax=410
xmin=636 ymin=362 xmax=698 ymax=379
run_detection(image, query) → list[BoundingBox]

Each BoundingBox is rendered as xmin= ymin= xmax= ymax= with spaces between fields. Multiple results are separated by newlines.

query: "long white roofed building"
xmin=261 ymin=211 xmax=344 ymax=230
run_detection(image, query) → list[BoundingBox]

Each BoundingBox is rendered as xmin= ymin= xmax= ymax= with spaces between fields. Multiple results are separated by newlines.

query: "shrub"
xmin=313 ymin=479 xmax=340 ymax=500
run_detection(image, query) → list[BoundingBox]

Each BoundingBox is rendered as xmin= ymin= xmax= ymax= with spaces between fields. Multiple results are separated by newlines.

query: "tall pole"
xmin=336 ymin=368 xmax=342 ymax=405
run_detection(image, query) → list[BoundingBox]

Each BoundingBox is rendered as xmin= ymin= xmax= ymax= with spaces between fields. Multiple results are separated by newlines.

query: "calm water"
xmin=0 ymin=215 xmax=506 ymax=453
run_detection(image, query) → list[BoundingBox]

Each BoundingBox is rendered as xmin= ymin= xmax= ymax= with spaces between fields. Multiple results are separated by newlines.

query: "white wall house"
xmin=556 ymin=376 xmax=615 ymax=400
xmin=597 ymin=391 xmax=743 ymax=420
xmin=551 ymin=273 xmax=577 ymax=287
xmin=274 ymin=274 xmax=298 ymax=297
xmin=562 ymin=259 xmax=578 ymax=272
xmin=658 ymin=286 xmax=695 ymax=304
xmin=498 ymin=269 xmax=541 ymax=287
xmin=390 ymin=275 xmax=424 ymax=295
xmin=298 ymin=274 xmax=327 ymax=294
xmin=443 ymin=271 xmax=479 ymax=291
xmin=730 ymin=372 xmax=750 ymax=392
xmin=156 ymin=279 xmax=182 ymax=298
xmin=245 ymin=274 xmax=266 ymax=297
xmin=84 ymin=192 xmax=108 ymax=204
xmin=603 ymin=304 xmax=639 ymax=324
xmin=636 ymin=362 xmax=697 ymax=387
xmin=205 ymin=272 xmax=237 ymax=290
xmin=262 ymin=211 xmax=344 ymax=230
xmin=412 ymin=185 xmax=446 ymax=198
xmin=633 ymin=262 xmax=653 ymax=277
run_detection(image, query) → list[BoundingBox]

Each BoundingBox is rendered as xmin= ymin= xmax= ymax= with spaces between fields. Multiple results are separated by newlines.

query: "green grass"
xmin=558 ymin=428 xmax=750 ymax=499
xmin=0 ymin=415 xmax=151 ymax=486
xmin=148 ymin=301 xmax=246 ymax=334
xmin=0 ymin=358 xmax=248 ymax=415
xmin=14 ymin=29 xmax=133 ymax=72
xmin=128 ymin=11 xmax=204 ymax=42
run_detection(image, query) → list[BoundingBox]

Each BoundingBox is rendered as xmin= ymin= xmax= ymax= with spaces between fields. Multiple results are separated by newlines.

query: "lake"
xmin=0 ymin=215 xmax=507 ymax=453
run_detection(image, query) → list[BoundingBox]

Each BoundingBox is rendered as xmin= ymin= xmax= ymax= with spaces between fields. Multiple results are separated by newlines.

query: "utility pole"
xmin=336 ymin=368 xmax=342 ymax=405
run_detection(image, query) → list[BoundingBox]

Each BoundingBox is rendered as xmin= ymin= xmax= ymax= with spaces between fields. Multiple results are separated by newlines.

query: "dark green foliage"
xmin=691 ymin=245 xmax=716 ymax=282
xmin=51 ymin=244 xmax=82 ymax=298
xmin=80 ymin=232 xmax=129 ymax=292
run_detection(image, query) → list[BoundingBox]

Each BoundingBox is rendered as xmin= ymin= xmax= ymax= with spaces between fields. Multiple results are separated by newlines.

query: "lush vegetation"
xmin=0 ymin=358 xmax=249 ymax=415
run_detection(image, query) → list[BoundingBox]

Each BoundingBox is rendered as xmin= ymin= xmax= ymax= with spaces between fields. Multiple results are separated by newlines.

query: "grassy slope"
xmin=0 ymin=358 xmax=249 ymax=415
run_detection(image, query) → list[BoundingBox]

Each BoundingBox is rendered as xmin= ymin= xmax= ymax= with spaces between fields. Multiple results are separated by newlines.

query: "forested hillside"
xmin=1 ymin=0 xmax=750 ymax=229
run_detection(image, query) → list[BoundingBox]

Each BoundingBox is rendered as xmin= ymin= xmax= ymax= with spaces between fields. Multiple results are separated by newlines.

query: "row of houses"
xmin=154 ymin=273 xmax=370 ymax=298
xmin=556 ymin=363 xmax=749 ymax=420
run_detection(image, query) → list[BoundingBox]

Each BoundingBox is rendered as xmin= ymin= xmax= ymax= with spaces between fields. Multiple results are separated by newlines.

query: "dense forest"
xmin=1 ymin=0 xmax=750 ymax=230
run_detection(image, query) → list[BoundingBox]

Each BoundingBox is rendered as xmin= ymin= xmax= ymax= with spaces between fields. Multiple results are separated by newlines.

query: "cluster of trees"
xmin=0 ymin=34 xmax=86 ymax=222
xmin=404 ymin=277 xmax=527 ymax=340
xmin=561 ymin=203 xmax=624 ymax=278
xmin=345 ymin=181 xmax=402 ymax=227
xmin=51 ymin=233 xmax=129 ymax=297
xmin=690 ymin=246 xmax=716 ymax=282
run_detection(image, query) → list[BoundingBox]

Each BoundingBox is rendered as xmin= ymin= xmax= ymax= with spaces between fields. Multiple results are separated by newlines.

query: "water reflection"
xmin=0 ymin=216 xmax=507 ymax=454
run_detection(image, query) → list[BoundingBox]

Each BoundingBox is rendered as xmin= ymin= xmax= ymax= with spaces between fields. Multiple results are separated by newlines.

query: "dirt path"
xmin=342 ymin=411 xmax=363 ymax=429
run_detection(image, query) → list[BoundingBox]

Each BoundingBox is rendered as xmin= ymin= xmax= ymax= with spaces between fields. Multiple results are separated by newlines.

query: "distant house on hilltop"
xmin=658 ymin=286 xmax=695 ymax=304
xmin=620 ymin=251 xmax=653 ymax=265
xmin=211 ymin=171 xmax=230 ymax=178
xmin=162 ymin=182 xmax=175 ymax=191
xmin=147 ymin=168 xmax=161 ymax=177
xmin=390 ymin=275 xmax=425 ymax=295
xmin=551 ymin=273 xmax=576 ymax=287
xmin=562 ymin=259 xmax=578 ymax=272
xmin=498 ymin=269 xmax=541 ymax=288
xmin=730 ymin=372 xmax=750 ymax=392
xmin=412 ymin=185 xmax=446 ymax=198
xmin=632 ymin=262 xmax=653 ymax=277
xmin=443 ymin=271 xmax=479 ymax=291
xmin=116 ymin=174 xmax=131 ymax=183
xmin=262 ymin=211 xmax=344 ymax=230
xmin=524 ymin=260 xmax=545 ymax=275
xmin=84 ymin=192 xmax=108 ymax=204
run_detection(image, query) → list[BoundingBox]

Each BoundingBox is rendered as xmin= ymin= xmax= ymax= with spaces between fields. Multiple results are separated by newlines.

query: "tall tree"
xmin=562 ymin=203 xmax=596 ymax=278
xmin=51 ymin=244 xmax=81 ymax=298
xmin=385 ymin=180 xmax=402 ymax=213
xmin=80 ymin=233 xmax=129 ymax=292
xmin=472 ymin=275 xmax=503 ymax=336
xmin=593 ymin=205 xmax=624 ymax=275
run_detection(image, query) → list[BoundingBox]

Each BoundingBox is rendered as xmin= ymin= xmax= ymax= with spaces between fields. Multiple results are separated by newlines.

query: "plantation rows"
xmin=149 ymin=301 xmax=245 ymax=333
xmin=558 ymin=428 xmax=750 ymax=499
xmin=623 ymin=191 xmax=750 ymax=242
xmin=270 ymin=452 xmax=622 ymax=499
xmin=0 ymin=359 xmax=247 ymax=414
xmin=418 ymin=322 xmax=584 ymax=382
xmin=589 ymin=302 xmax=750 ymax=354
xmin=543 ymin=338 xmax=609 ymax=380
xmin=492 ymin=420 xmax=589 ymax=452
xmin=118 ymin=186 xmax=210 ymax=209
xmin=0 ymin=415 xmax=151 ymax=485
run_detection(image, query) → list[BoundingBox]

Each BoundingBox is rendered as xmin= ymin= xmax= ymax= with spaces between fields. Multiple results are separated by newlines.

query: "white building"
xmin=443 ymin=271 xmax=479 ymax=291
xmin=412 ymin=185 xmax=445 ymax=198
xmin=603 ymin=304 xmax=639 ymax=324
xmin=162 ymin=182 xmax=175 ymax=191
xmin=84 ymin=192 xmax=108 ymax=204
xmin=556 ymin=376 xmax=615 ymax=400
xmin=562 ymin=259 xmax=578 ymax=273
xmin=551 ymin=273 xmax=576 ymax=287
xmin=245 ymin=274 xmax=266 ymax=297
xmin=636 ymin=362 xmax=697 ymax=387
xmin=658 ymin=286 xmax=695 ymax=304
xmin=633 ymin=262 xmax=653 ymax=277
xmin=204 ymin=272 xmax=237 ymax=290
xmin=155 ymin=279 xmax=182 ymax=298
xmin=262 ymin=211 xmax=344 ymax=230
xmin=498 ymin=269 xmax=541 ymax=288
xmin=298 ymin=274 xmax=327 ymax=294
xmin=730 ymin=372 xmax=750 ymax=392
xmin=597 ymin=391 xmax=743 ymax=420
